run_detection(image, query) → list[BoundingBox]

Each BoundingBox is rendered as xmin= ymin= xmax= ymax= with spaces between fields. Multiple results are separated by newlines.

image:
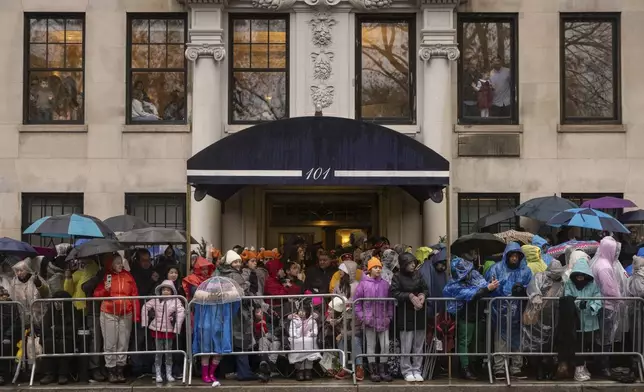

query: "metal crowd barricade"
xmin=0 ymin=301 xmax=26 ymax=384
xmin=490 ymin=296 xmax=644 ymax=386
xmin=29 ymin=295 xmax=190 ymax=386
xmin=187 ymin=293 xmax=348 ymax=385
xmin=350 ymin=297 xmax=495 ymax=385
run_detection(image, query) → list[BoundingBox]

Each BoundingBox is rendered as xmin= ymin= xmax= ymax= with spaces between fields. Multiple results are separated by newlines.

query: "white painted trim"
xmin=334 ymin=170 xmax=450 ymax=178
xmin=188 ymin=170 xmax=302 ymax=177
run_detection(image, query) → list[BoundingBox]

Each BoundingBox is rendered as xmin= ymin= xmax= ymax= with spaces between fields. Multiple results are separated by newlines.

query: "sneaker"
xmin=574 ymin=366 xmax=590 ymax=382
xmin=511 ymin=371 xmax=528 ymax=379
xmin=413 ymin=373 xmax=424 ymax=382
xmin=404 ymin=374 xmax=416 ymax=382
xmin=582 ymin=366 xmax=591 ymax=379
xmin=90 ymin=368 xmax=106 ymax=383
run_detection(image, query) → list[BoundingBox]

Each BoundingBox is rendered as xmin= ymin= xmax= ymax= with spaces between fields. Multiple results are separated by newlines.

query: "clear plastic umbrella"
xmin=193 ymin=276 xmax=243 ymax=305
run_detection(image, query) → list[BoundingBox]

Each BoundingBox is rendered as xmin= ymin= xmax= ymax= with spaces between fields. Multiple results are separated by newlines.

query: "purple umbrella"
xmin=581 ymin=196 xmax=637 ymax=209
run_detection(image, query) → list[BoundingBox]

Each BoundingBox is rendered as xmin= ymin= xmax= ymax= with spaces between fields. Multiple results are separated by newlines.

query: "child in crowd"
xmin=0 ymin=286 xmax=20 ymax=386
xmin=142 ymin=280 xmax=186 ymax=383
xmin=288 ymin=301 xmax=320 ymax=382
xmin=182 ymin=257 xmax=215 ymax=302
xmin=93 ymin=255 xmax=140 ymax=383
xmin=354 ymin=257 xmax=393 ymax=383
xmin=241 ymin=250 xmax=260 ymax=295
xmin=390 ymin=253 xmax=429 ymax=382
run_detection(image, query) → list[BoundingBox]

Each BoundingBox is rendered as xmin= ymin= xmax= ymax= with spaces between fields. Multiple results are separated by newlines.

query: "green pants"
xmin=457 ymin=320 xmax=476 ymax=369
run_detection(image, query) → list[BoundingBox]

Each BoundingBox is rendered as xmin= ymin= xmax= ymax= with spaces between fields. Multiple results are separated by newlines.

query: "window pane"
xmin=132 ymin=19 xmax=149 ymax=43
xmin=27 ymin=71 xmax=83 ymax=122
xmin=65 ymin=19 xmax=83 ymax=43
xmin=150 ymin=19 xmax=167 ymax=43
xmin=234 ymin=19 xmax=250 ymax=43
xmin=149 ymin=45 xmax=167 ymax=68
xmin=563 ymin=20 xmax=616 ymax=119
xmin=458 ymin=194 xmax=519 ymax=236
xmin=22 ymin=194 xmax=84 ymax=246
xmin=460 ymin=20 xmax=514 ymax=121
xmin=30 ymin=44 xmax=47 ymax=68
xmin=360 ymin=21 xmax=411 ymax=120
xmin=131 ymin=45 xmax=149 ymax=68
xmin=168 ymin=19 xmax=184 ymax=43
xmin=251 ymin=45 xmax=268 ymax=68
xmin=232 ymin=72 xmax=287 ymax=122
xmin=48 ymin=19 xmax=65 ymax=43
xmin=269 ymin=44 xmax=286 ymax=68
xmin=233 ymin=44 xmax=250 ymax=68
xmin=66 ymin=44 xmax=83 ymax=68
xmin=30 ymin=18 xmax=47 ymax=43
xmin=269 ymin=19 xmax=286 ymax=43
xmin=251 ymin=20 xmax=269 ymax=43
xmin=47 ymin=44 xmax=65 ymax=68
xmin=131 ymin=72 xmax=185 ymax=122
xmin=167 ymin=44 xmax=185 ymax=68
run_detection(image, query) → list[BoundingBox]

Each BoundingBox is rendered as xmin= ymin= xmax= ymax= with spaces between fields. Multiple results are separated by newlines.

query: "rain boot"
xmin=166 ymin=364 xmax=176 ymax=383
xmin=379 ymin=362 xmax=392 ymax=382
xmin=155 ymin=364 xmax=163 ymax=383
xmin=369 ymin=363 xmax=381 ymax=383
xmin=201 ymin=365 xmax=213 ymax=383
xmin=209 ymin=362 xmax=220 ymax=387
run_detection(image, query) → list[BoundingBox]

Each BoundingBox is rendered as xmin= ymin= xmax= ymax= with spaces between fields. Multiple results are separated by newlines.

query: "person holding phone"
xmin=93 ymin=255 xmax=140 ymax=383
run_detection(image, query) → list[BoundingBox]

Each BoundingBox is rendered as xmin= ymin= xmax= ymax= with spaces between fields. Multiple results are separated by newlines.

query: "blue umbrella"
xmin=23 ymin=213 xmax=115 ymax=239
xmin=546 ymin=208 xmax=630 ymax=234
xmin=0 ymin=237 xmax=38 ymax=258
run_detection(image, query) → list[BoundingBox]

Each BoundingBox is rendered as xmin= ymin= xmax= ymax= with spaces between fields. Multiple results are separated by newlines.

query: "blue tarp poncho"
xmin=192 ymin=302 xmax=240 ymax=354
xmin=443 ymin=257 xmax=488 ymax=314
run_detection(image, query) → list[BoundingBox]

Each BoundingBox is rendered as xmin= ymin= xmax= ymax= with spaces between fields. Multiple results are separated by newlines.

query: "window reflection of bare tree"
xmin=361 ymin=23 xmax=409 ymax=118
xmin=232 ymin=73 xmax=286 ymax=121
xmin=563 ymin=21 xmax=614 ymax=118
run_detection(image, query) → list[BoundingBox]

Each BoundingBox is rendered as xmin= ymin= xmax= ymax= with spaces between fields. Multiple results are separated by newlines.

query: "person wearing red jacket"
xmin=93 ymin=255 xmax=140 ymax=383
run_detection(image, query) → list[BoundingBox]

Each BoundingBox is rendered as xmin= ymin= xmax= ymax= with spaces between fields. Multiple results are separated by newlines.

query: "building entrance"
xmin=265 ymin=192 xmax=378 ymax=250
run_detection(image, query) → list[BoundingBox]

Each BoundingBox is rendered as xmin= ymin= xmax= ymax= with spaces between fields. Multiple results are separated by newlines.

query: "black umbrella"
xmin=620 ymin=209 xmax=644 ymax=224
xmin=472 ymin=209 xmax=517 ymax=232
xmin=514 ymin=195 xmax=578 ymax=222
xmin=451 ymin=233 xmax=507 ymax=258
xmin=0 ymin=238 xmax=38 ymax=258
xmin=117 ymin=227 xmax=197 ymax=245
xmin=104 ymin=215 xmax=151 ymax=232
xmin=66 ymin=239 xmax=125 ymax=261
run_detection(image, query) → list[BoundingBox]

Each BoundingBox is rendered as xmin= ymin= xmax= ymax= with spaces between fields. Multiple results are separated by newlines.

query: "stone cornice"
xmin=418 ymin=43 xmax=460 ymax=61
xmin=185 ymin=43 xmax=226 ymax=62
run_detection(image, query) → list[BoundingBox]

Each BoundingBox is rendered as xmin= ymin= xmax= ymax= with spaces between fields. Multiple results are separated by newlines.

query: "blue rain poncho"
xmin=532 ymin=235 xmax=554 ymax=266
xmin=485 ymin=242 xmax=533 ymax=348
xmin=192 ymin=302 xmax=240 ymax=354
xmin=443 ymin=257 xmax=488 ymax=315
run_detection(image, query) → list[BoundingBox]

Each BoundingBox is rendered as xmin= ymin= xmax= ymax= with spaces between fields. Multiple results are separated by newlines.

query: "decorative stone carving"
xmin=251 ymin=0 xmax=296 ymax=10
xmin=418 ymin=43 xmax=460 ymax=61
xmin=309 ymin=11 xmax=336 ymax=110
xmin=304 ymin=0 xmax=341 ymax=6
xmin=185 ymin=43 xmax=226 ymax=62
xmin=348 ymin=0 xmax=393 ymax=10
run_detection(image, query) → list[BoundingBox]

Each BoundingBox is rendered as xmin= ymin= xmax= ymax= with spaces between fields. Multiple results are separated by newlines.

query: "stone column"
xmin=419 ymin=1 xmax=460 ymax=245
xmin=185 ymin=5 xmax=225 ymax=249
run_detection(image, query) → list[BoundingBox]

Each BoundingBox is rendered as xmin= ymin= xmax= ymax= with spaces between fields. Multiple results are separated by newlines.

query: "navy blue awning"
xmin=187 ymin=116 xmax=450 ymax=201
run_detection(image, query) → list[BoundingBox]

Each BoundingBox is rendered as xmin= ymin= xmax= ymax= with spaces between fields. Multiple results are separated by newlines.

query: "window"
xmin=457 ymin=14 xmax=518 ymax=124
xmin=125 ymin=193 xmax=186 ymax=230
xmin=24 ymin=14 xmax=85 ymax=124
xmin=561 ymin=13 xmax=620 ymax=123
xmin=356 ymin=15 xmax=415 ymax=124
xmin=21 ymin=193 xmax=84 ymax=246
xmin=127 ymin=14 xmax=188 ymax=124
xmin=229 ymin=15 xmax=288 ymax=124
xmin=458 ymin=193 xmax=520 ymax=236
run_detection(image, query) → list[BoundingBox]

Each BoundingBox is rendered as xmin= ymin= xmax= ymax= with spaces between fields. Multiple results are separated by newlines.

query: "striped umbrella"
xmin=23 ymin=213 xmax=115 ymax=239
xmin=546 ymin=208 xmax=630 ymax=234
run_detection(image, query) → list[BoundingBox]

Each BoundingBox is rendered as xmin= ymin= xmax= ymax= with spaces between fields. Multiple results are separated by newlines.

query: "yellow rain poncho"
xmin=521 ymin=245 xmax=547 ymax=274
xmin=64 ymin=259 xmax=99 ymax=311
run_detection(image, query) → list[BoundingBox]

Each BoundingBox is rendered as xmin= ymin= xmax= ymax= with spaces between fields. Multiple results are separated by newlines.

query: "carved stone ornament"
xmin=309 ymin=11 xmax=336 ymax=110
xmin=311 ymin=85 xmax=335 ymax=109
xmin=185 ymin=43 xmax=226 ymax=62
xmin=348 ymin=0 xmax=393 ymax=10
xmin=418 ymin=43 xmax=460 ymax=61
xmin=251 ymin=0 xmax=296 ymax=10
xmin=311 ymin=51 xmax=334 ymax=81
xmin=309 ymin=11 xmax=336 ymax=48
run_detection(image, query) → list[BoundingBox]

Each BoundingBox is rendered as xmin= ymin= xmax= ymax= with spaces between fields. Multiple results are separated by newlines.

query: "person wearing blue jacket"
xmin=485 ymin=242 xmax=533 ymax=378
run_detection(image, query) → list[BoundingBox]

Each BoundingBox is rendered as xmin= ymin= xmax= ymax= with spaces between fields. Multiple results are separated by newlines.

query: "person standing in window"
xmin=132 ymin=90 xmax=160 ymax=121
xmin=489 ymin=56 xmax=512 ymax=118
xmin=472 ymin=71 xmax=493 ymax=118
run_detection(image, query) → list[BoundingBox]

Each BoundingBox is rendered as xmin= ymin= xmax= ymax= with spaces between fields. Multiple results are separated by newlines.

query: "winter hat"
xmin=381 ymin=249 xmax=399 ymax=271
xmin=339 ymin=263 xmax=349 ymax=275
xmin=224 ymin=250 xmax=242 ymax=265
xmin=367 ymin=257 xmax=382 ymax=271
xmin=328 ymin=297 xmax=346 ymax=313
xmin=241 ymin=250 xmax=258 ymax=262
xmin=155 ymin=279 xmax=177 ymax=295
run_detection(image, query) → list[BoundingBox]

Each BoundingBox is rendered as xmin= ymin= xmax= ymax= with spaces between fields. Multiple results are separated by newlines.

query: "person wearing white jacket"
xmin=288 ymin=302 xmax=321 ymax=382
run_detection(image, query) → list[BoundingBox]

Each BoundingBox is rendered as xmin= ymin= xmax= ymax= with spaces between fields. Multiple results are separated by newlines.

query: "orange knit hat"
xmin=367 ymin=257 xmax=382 ymax=271
xmin=241 ymin=250 xmax=258 ymax=262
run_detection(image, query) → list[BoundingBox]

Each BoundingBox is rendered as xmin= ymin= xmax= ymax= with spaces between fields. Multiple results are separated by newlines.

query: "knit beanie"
xmin=367 ymin=257 xmax=382 ymax=271
xmin=224 ymin=250 xmax=242 ymax=265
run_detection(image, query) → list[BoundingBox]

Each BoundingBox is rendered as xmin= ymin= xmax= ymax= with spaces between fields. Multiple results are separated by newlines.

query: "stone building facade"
xmin=1 ymin=0 xmax=643 ymax=250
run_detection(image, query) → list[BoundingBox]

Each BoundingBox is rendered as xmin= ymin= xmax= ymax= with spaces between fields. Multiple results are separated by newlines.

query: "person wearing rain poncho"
xmin=484 ymin=242 xmax=532 ymax=378
xmin=520 ymin=258 xmax=566 ymax=380
xmin=10 ymin=258 xmax=50 ymax=329
xmin=443 ymin=257 xmax=498 ymax=380
xmin=522 ymin=245 xmax=548 ymax=275
xmin=626 ymin=255 xmax=644 ymax=374
xmin=417 ymin=245 xmax=448 ymax=315
xmin=192 ymin=276 xmax=243 ymax=386
xmin=563 ymin=254 xmax=602 ymax=382
xmin=531 ymin=235 xmax=554 ymax=266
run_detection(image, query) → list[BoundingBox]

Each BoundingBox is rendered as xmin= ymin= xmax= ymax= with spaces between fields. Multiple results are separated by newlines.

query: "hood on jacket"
xmin=545 ymin=258 xmax=566 ymax=281
xmin=381 ymin=249 xmax=399 ymax=271
xmin=12 ymin=259 xmax=35 ymax=275
xmin=501 ymin=242 xmax=526 ymax=269
xmin=266 ymin=259 xmax=283 ymax=279
xmin=155 ymin=279 xmax=177 ymax=295
xmin=569 ymin=250 xmax=590 ymax=269
xmin=633 ymin=256 xmax=644 ymax=275
xmin=483 ymin=260 xmax=496 ymax=276
xmin=224 ymin=250 xmax=242 ymax=266
xmin=522 ymin=245 xmax=547 ymax=273
xmin=399 ymin=252 xmax=417 ymax=275
xmin=415 ymin=247 xmax=433 ymax=265
xmin=637 ymin=247 xmax=644 ymax=258
xmin=569 ymin=254 xmax=594 ymax=281
xmin=450 ymin=257 xmax=475 ymax=282
xmin=192 ymin=256 xmax=215 ymax=275
xmin=341 ymin=260 xmax=358 ymax=283
xmin=595 ymin=236 xmax=618 ymax=263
